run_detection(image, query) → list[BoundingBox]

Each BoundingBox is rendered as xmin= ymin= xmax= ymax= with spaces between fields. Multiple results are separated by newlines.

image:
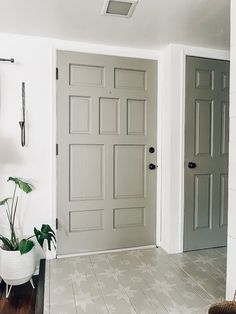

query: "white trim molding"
xmin=57 ymin=245 xmax=156 ymax=259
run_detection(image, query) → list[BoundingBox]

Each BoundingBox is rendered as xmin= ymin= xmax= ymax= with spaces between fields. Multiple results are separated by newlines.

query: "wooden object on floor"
xmin=0 ymin=276 xmax=38 ymax=314
xmin=35 ymin=259 xmax=45 ymax=314
xmin=0 ymin=259 xmax=45 ymax=314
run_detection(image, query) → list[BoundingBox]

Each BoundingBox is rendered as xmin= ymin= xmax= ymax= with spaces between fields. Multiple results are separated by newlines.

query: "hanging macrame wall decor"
xmin=0 ymin=57 xmax=26 ymax=147
xmin=19 ymin=82 xmax=26 ymax=147
xmin=208 ymin=291 xmax=236 ymax=314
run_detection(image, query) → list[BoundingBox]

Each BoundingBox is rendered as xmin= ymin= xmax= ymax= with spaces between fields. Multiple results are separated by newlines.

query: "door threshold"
xmin=57 ymin=245 xmax=156 ymax=259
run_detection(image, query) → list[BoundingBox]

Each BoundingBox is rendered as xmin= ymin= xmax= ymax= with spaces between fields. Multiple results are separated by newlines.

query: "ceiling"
xmin=0 ymin=0 xmax=230 ymax=50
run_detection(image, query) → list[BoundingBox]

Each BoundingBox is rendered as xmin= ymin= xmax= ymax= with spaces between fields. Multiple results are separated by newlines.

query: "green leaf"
xmin=0 ymin=236 xmax=16 ymax=251
xmin=0 ymin=197 xmax=12 ymax=206
xmin=19 ymin=239 xmax=34 ymax=255
xmin=8 ymin=177 xmax=33 ymax=193
xmin=34 ymin=224 xmax=56 ymax=251
xmin=41 ymin=224 xmax=56 ymax=236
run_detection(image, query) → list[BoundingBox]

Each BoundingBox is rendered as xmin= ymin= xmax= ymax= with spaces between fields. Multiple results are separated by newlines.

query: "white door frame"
xmin=50 ymin=41 xmax=230 ymax=257
xmin=51 ymin=41 xmax=161 ymax=256
xmin=179 ymin=46 xmax=230 ymax=253
xmin=154 ymin=44 xmax=230 ymax=254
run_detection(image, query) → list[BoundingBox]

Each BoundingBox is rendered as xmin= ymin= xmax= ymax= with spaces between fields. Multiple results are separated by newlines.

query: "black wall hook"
xmin=0 ymin=58 xmax=14 ymax=63
xmin=19 ymin=82 xmax=26 ymax=147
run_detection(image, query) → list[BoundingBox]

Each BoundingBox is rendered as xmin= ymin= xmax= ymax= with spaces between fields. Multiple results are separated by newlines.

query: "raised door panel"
xmin=221 ymin=102 xmax=229 ymax=155
xmin=114 ymin=145 xmax=145 ymax=199
xmin=70 ymin=144 xmax=104 ymax=201
xmin=195 ymin=100 xmax=213 ymax=156
xmin=113 ymin=207 xmax=145 ymax=229
xmin=99 ymin=98 xmax=120 ymax=135
xmin=127 ymin=99 xmax=146 ymax=135
xmin=220 ymin=174 xmax=228 ymax=227
xmin=195 ymin=69 xmax=214 ymax=90
xmin=69 ymin=96 xmax=91 ymax=134
xmin=221 ymin=72 xmax=229 ymax=91
xmin=114 ymin=68 xmax=146 ymax=90
xmin=193 ymin=174 xmax=212 ymax=230
xmin=69 ymin=210 xmax=104 ymax=232
xmin=70 ymin=64 xmax=104 ymax=87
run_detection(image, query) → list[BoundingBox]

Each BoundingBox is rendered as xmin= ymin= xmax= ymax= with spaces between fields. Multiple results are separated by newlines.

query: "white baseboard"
xmin=57 ymin=244 xmax=157 ymax=259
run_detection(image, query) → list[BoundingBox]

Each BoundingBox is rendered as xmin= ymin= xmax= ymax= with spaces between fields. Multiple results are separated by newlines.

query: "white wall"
xmin=226 ymin=0 xmax=236 ymax=300
xmin=0 ymin=34 xmax=53 ymax=236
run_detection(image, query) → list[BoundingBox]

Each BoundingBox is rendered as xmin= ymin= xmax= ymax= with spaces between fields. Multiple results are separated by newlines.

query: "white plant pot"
xmin=0 ymin=246 xmax=35 ymax=286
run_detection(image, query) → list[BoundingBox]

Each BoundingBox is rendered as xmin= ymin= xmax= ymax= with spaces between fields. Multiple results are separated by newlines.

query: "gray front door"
xmin=57 ymin=51 xmax=157 ymax=255
xmin=184 ymin=56 xmax=229 ymax=251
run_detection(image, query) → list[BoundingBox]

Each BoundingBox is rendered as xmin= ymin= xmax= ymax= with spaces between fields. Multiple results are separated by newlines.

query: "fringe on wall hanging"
xmin=208 ymin=291 xmax=236 ymax=314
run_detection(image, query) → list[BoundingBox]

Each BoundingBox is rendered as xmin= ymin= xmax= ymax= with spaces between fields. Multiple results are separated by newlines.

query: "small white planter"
xmin=0 ymin=246 xmax=35 ymax=286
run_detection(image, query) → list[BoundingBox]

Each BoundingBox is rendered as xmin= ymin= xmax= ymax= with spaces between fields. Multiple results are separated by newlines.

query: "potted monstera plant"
xmin=0 ymin=177 xmax=56 ymax=292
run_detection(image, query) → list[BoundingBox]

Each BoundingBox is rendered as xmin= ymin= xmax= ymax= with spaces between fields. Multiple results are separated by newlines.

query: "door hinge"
xmin=56 ymin=143 xmax=58 ymax=156
xmin=56 ymin=67 xmax=59 ymax=80
xmin=56 ymin=218 xmax=59 ymax=230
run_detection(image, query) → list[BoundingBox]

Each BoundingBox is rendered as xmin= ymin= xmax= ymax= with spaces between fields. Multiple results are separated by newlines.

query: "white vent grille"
xmin=102 ymin=0 xmax=138 ymax=18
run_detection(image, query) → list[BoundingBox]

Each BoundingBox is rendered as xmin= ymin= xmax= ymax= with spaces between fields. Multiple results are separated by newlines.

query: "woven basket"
xmin=208 ymin=291 xmax=236 ymax=314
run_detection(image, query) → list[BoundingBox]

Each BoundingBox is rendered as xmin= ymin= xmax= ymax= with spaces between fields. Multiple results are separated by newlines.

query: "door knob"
xmin=149 ymin=163 xmax=157 ymax=170
xmin=188 ymin=162 xmax=197 ymax=169
xmin=149 ymin=147 xmax=155 ymax=153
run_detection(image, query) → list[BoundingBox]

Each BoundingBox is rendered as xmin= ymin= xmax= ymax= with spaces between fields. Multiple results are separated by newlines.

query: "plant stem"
xmin=11 ymin=183 xmax=17 ymax=222
xmin=11 ymin=197 xmax=18 ymax=245
xmin=10 ymin=183 xmax=17 ymax=246
xmin=6 ymin=201 xmax=11 ymax=225
xmin=12 ymin=197 xmax=18 ymax=231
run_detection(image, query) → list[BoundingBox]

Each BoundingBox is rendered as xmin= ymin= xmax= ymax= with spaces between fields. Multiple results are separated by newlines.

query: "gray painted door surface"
xmin=184 ymin=56 xmax=229 ymax=251
xmin=57 ymin=51 xmax=157 ymax=255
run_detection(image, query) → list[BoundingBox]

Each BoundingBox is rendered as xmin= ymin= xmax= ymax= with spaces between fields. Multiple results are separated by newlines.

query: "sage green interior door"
xmin=184 ymin=56 xmax=229 ymax=251
xmin=57 ymin=50 xmax=157 ymax=255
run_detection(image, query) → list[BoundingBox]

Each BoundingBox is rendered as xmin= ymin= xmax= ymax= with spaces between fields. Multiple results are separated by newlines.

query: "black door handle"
xmin=149 ymin=147 xmax=155 ymax=153
xmin=188 ymin=162 xmax=197 ymax=169
xmin=149 ymin=163 xmax=157 ymax=170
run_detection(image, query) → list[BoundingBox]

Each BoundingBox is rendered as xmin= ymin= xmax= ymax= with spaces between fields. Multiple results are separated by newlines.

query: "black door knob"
xmin=149 ymin=147 xmax=155 ymax=153
xmin=149 ymin=163 xmax=156 ymax=170
xmin=188 ymin=162 xmax=197 ymax=169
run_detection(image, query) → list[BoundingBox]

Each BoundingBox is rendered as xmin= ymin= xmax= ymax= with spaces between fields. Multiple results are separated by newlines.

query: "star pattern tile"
xmin=46 ymin=247 xmax=226 ymax=313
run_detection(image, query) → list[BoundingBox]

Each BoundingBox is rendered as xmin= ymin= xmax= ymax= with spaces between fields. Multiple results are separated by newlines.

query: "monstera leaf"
xmin=8 ymin=177 xmax=32 ymax=193
xmin=19 ymin=239 xmax=34 ymax=254
xmin=34 ymin=224 xmax=56 ymax=251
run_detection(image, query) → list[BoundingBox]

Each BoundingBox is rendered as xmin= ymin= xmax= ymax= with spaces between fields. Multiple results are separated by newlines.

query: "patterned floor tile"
xmin=50 ymin=300 xmax=77 ymax=314
xmin=46 ymin=247 xmax=226 ymax=313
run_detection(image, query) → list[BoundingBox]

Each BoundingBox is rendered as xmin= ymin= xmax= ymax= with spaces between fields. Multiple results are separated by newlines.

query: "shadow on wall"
xmin=0 ymin=138 xmax=22 ymax=243
xmin=0 ymin=137 xmax=22 ymax=166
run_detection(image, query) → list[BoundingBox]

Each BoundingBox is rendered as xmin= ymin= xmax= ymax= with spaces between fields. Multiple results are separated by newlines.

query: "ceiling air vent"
xmin=102 ymin=0 xmax=139 ymax=18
